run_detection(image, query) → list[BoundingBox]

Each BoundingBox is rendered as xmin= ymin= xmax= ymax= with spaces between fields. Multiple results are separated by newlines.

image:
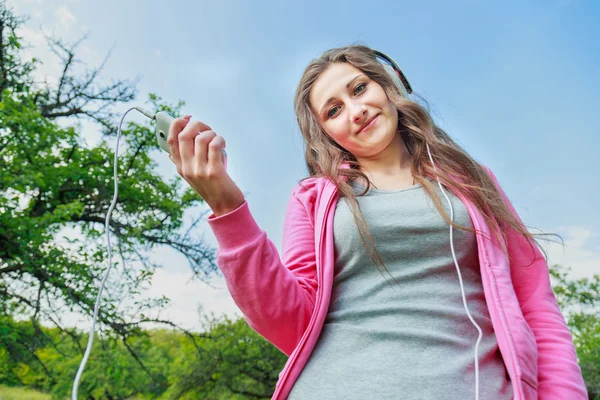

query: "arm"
xmin=166 ymin=117 xmax=317 ymax=356
xmin=484 ymin=167 xmax=588 ymax=399
xmin=207 ymin=189 xmax=318 ymax=356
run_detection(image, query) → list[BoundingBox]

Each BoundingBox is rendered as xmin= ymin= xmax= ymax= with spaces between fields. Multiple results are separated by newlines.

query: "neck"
xmin=358 ymin=133 xmax=412 ymax=178
xmin=354 ymin=133 xmax=415 ymax=190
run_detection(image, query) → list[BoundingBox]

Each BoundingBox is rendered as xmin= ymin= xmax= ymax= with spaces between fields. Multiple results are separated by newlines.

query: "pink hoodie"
xmin=207 ymin=167 xmax=588 ymax=399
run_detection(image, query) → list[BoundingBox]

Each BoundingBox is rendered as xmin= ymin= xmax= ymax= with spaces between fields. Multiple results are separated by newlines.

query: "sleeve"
xmin=207 ymin=189 xmax=318 ymax=356
xmin=483 ymin=166 xmax=588 ymax=399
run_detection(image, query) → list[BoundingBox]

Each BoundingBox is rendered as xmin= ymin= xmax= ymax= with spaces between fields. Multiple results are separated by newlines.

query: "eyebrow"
xmin=319 ymin=74 xmax=365 ymax=116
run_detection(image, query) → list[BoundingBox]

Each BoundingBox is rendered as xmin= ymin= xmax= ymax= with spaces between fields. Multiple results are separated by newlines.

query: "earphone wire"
xmin=70 ymin=55 xmax=484 ymax=399
xmin=426 ymin=143 xmax=483 ymax=400
xmin=72 ymin=106 xmax=148 ymax=399
xmin=379 ymin=49 xmax=483 ymax=399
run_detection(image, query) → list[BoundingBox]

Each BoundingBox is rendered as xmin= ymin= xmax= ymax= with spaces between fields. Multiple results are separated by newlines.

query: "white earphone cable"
xmin=72 ymin=106 xmax=149 ymax=400
xmin=70 ymin=107 xmax=484 ymax=399
xmin=426 ymin=143 xmax=483 ymax=400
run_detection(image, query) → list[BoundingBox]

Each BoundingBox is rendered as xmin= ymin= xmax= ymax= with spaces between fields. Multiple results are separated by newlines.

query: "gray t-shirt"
xmin=288 ymin=181 xmax=513 ymax=399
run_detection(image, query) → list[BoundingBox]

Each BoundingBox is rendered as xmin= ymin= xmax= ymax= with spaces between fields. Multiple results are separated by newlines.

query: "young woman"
xmin=167 ymin=45 xmax=587 ymax=399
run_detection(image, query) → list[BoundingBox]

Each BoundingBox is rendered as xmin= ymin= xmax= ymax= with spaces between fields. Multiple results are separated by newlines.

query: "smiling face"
xmin=309 ymin=62 xmax=400 ymax=162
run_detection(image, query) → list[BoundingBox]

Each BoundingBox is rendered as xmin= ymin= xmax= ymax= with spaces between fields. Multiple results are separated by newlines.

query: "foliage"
xmin=0 ymin=384 xmax=51 ymax=400
xmin=0 ymin=315 xmax=286 ymax=399
xmin=164 ymin=316 xmax=286 ymax=400
xmin=0 ymin=0 xmax=220 ymax=394
xmin=550 ymin=264 xmax=600 ymax=399
xmin=0 ymin=2 xmax=597 ymax=399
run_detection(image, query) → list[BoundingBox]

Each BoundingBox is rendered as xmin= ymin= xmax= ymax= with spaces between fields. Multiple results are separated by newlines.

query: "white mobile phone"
xmin=155 ymin=111 xmax=227 ymax=168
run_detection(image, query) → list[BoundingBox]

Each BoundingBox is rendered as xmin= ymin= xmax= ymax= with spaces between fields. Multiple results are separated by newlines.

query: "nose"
xmin=351 ymin=103 xmax=368 ymax=124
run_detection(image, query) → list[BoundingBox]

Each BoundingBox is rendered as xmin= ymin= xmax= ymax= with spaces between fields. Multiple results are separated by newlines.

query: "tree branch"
xmin=34 ymin=34 xmax=137 ymax=135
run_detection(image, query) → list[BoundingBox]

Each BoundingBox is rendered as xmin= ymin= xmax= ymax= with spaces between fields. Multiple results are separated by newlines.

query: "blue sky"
xmin=12 ymin=0 xmax=599 ymax=329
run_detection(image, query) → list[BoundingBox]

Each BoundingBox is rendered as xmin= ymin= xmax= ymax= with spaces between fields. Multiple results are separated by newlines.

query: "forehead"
xmin=309 ymin=62 xmax=364 ymax=113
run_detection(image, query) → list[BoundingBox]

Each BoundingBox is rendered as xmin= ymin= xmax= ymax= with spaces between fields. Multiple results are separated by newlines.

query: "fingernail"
xmin=183 ymin=115 xmax=192 ymax=119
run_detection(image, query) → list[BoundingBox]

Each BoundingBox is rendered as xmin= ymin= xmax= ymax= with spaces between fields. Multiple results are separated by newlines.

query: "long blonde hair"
xmin=294 ymin=44 xmax=539 ymax=280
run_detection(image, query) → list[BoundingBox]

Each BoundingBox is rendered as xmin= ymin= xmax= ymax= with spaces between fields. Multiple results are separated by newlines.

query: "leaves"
xmin=550 ymin=265 xmax=600 ymax=399
xmin=0 ymin=2 xmax=222 ymax=395
xmin=0 ymin=314 xmax=286 ymax=399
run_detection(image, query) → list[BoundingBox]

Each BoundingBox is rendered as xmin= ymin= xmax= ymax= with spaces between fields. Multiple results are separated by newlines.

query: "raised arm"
xmin=207 ymin=188 xmax=318 ymax=356
xmin=166 ymin=116 xmax=318 ymax=355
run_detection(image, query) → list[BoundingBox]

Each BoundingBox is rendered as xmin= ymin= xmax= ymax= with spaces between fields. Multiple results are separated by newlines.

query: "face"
xmin=309 ymin=62 xmax=399 ymax=160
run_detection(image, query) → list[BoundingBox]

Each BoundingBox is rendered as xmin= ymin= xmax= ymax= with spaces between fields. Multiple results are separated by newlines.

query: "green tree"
xmin=1 ymin=313 xmax=287 ymax=399
xmin=550 ymin=265 xmax=600 ymax=399
xmin=0 ymin=314 xmax=181 ymax=399
xmin=0 ymin=1 xmax=219 ymax=394
xmin=164 ymin=315 xmax=287 ymax=400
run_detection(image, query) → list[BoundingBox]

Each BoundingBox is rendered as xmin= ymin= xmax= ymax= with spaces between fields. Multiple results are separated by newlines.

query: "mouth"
xmin=357 ymin=114 xmax=379 ymax=134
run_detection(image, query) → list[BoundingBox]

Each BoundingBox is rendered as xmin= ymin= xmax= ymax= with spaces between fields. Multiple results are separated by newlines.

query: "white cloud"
xmin=8 ymin=0 xmax=43 ymax=15
xmin=19 ymin=25 xmax=47 ymax=53
xmin=145 ymin=269 xmax=242 ymax=331
xmin=542 ymin=226 xmax=599 ymax=279
xmin=15 ymin=3 xmax=101 ymax=87
xmin=17 ymin=26 xmax=63 ymax=87
xmin=55 ymin=6 xmax=76 ymax=32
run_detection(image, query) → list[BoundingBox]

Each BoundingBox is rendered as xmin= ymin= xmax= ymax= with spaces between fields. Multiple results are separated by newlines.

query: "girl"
xmin=167 ymin=45 xmax=587 ymax=399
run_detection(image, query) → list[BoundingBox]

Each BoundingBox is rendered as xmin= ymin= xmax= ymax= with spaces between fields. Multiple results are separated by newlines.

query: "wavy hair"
xmin=293 ymin=44 xmax=540 ymax=281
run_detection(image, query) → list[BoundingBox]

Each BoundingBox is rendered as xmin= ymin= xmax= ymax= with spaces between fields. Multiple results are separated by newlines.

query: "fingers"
xmin=179 ymin=120 xmax=212 ymax=159
xmin=207 ymin=136 xmax=226 ymax=171
xmin=168 ymin=117 xmax=226 ymax=179
xmin=192 ymin=129 xmax=213 ymax=160
xmin=167 ymin=115 xmax=191 ymax=170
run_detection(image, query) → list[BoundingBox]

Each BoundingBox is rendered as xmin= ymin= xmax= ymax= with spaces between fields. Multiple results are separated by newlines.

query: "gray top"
xmin=288 ymin=181 xmax=513 ymax=399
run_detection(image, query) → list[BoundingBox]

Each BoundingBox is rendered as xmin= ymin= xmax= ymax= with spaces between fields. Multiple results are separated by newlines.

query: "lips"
xmin=357 ymin=114 xmax=379 ymax=134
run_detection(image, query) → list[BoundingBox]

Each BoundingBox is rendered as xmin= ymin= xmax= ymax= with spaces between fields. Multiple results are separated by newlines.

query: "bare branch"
xmin=0 ymin=1 xmax=28 ymax=98
xmin=34 ymin=34 xmax=138 ymax=134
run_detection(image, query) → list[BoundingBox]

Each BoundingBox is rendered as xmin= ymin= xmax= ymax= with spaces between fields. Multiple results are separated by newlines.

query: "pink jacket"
xmin=207 ymin=167 xmax=588 ymax=399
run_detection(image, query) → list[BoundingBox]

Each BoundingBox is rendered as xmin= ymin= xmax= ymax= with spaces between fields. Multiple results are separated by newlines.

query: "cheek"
xmin=386 ymin=102 xmax=399 ymax=126
xmin=325 ymin=121 xmax=350 ymax=145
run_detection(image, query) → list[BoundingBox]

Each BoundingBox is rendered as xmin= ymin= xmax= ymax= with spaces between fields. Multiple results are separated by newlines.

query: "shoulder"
xmin=478 ymin=163 xmax=492 ymax=176
xmin=287 ymin=176 xmax=331 ymax=217
xmin=290 ymin=176 xmax=329 ymax=198
xmin=479 ymin=164 xmax=502 ymax=188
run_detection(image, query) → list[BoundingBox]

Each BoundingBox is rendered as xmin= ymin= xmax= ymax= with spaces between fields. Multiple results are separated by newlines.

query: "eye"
xmin=354 ymin=82 xmax=367 ymax=95
xmin=326 ymin=83 xmax=368 ymax=119
xmin=327 ymin=105 xmax=340 ymax=119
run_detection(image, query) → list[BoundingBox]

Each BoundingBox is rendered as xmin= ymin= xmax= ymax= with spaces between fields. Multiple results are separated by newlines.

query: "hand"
xmin=167 ymin=116 xmax=245 ymax=217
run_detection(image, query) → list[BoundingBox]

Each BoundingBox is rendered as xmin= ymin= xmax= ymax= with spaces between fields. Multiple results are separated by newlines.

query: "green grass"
xmin=0 ymin=385 xmax=51 ymax=400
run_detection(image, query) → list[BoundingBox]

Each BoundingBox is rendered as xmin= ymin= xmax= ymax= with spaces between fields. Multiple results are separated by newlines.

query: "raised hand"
xmin=168 ymin=116 xmax=245 ymax=217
